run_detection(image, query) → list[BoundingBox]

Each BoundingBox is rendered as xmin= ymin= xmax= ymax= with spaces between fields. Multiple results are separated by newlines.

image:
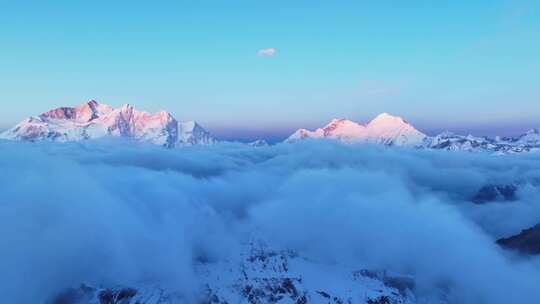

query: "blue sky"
xmin=0 ymin=0 xmax=539 ymax=140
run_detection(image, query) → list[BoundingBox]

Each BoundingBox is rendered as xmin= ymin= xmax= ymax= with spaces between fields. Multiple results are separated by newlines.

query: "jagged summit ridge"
xmin=3 ymin=103 xmax=539 ymax=153
xmin=0 ymin=100 xmax=216 ymax=147
xmin=286 ymin=113 xmax=427 ymax=146
xmin=38 ymin=99 xmax=114 ymax=123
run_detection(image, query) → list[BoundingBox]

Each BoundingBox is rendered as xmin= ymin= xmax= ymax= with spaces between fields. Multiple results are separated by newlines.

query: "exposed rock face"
xmin=0 ymin=100 xmax=216 ymax=147
xmin=497 ymin=223 xmax=540 ymax=255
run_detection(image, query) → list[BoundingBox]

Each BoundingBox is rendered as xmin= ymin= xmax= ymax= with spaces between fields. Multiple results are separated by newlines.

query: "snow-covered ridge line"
xmin=0 ymin=100 xmax=216 ymax=147
xmin=285 ymin=113 xmax=427 ymax=147
xmin=285 ymin=114 xmax=540 ymax=153
xmin=2 ymin=102 xmax=539 ymax=153
xmin=421 ymin=130 xmax=540 ymax=154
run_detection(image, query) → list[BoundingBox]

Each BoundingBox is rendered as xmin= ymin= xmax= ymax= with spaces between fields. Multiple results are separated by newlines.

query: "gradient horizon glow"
xmin=1 ymin=0 xmax=539 ymax=141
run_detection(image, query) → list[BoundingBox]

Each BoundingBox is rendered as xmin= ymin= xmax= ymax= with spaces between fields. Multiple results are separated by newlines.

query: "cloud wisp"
xmin=257 ymin=47 xmax=277 ymax=57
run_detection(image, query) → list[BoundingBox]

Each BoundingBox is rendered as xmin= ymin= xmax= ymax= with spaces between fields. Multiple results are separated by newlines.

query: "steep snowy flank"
xmin=0 ymin=100 xmax=216 ymax=147
xmin=285 ymin=113 xmax=426 ymax=146
xmin=48 ymin=242 xmax=416 ymax=304
xmin=365 ymin=113 xmax=427 ymax=146
xmin=178 ymin=121 xmax=215 ymax=146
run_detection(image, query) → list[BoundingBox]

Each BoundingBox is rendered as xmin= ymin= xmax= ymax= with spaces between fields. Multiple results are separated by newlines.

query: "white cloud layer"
xmin=257 ymin=47 xmax=277 ymax=57
xmin=0 ymin=139 xmax=540 ymax=303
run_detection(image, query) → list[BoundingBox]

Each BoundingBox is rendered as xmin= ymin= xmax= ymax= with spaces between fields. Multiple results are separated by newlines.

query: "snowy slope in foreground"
xmin=0 ymin=100 xmax=216 ymax=147
xmin=48 ymin=242 xmax=415 ymax=304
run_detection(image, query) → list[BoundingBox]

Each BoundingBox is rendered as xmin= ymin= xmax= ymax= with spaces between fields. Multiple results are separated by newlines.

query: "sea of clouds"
xmin=1 ymin=139 xmax=540 ymax=303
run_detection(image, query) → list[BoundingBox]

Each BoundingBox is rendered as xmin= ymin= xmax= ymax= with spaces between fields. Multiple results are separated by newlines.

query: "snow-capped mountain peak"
xmin=365 ymin=113 xmax=426 ymax=145
xmin=367 ymin=113 xmax=414 ymax=132
xmin=285 ymin=113 xmax=539 ymax=153
xmin=515 ymin=128 xmax=540 ymax=144
xmin=321 ymin=118 xmax=367 ymax=139
xmin=423 ymin=129 xmax=540 ymax=154
xmin=369 ymin=112 xmax=402 ymax=123
xmin=286 ymin=113 xmax=426 ymax=146
xmin=0 ymin=100 xmax=216 ymax=147
xmin=248 ymin=139 xmax=270 ymax=147
xmin=177 ymin=120 xmax=215 ymax=145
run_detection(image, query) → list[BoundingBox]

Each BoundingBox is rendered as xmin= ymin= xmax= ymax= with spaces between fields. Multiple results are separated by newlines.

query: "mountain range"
xmin=0 ymin=100 xmax=215 ymax=147
xmin=285 ymin=113 xmax=427 ymax=146
xmin=286 ymin=114 xmax=540 ymax=154
xmin=1 ymin=100 xmax=539 ymax=153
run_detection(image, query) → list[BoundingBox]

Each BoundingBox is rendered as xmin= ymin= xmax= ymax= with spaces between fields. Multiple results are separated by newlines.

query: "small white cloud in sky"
xmin=257 ymin=48 xmax=277 ymax=57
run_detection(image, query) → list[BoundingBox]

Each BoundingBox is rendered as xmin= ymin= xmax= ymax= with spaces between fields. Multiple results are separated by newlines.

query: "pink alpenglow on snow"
xmin=0 ymin=100 xmax=216 ymax=147
xmin=285 ymin=113 xmax=427 ymax=146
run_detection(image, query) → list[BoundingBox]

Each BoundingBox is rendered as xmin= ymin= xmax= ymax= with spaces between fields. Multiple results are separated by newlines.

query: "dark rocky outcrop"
xmin=49 ymin=284 xmax=95 ymax=304
xmin=354 ymin=269 xmax=415 ymax=296
xmin=497 ymin=223 xmax=540 ymax=255
xmin=472 ymin=184 xmax=517 ymax=204
xmin=367 ymin=296 xmax=391 ymax=304
xmin=98 ymin=288 xmax=137 ymax=304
